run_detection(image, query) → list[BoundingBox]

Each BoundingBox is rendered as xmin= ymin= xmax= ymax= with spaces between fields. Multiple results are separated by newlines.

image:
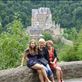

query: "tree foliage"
xmin=0 ymin=20 xmax=29 ymax=69
xmin=0 ymin=0 xmax=82 ymax=30
xmin=59 ymin=28 xmax=82 ymax=61
xmin=42 ymin=32 xmax=53 ymax=41
xmin=63 ymin=27 xmax=78 ymax=41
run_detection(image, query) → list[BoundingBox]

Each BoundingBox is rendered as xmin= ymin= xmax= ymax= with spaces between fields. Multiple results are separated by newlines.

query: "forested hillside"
xmin=0 ymin=0 xmax=82 ymax=30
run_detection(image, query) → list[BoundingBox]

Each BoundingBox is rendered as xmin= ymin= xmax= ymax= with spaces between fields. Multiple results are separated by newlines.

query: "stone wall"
xmin=0 ymin=61 xmax=82 ymax=82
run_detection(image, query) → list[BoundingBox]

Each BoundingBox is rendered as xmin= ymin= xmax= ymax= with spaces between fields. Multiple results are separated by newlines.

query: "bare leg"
xmin=52 ymin=65 xmax=61 ymax=82
xmin=37 ymin=70 xmax=44 ymax=82
xmin=55 ymin=68 xmax=64 ymax=82
xmin=56 ymin=69 xmax=61 ymax=82
xmin=46 ymin=64 xmax=55 ymax=82
xmin=60 ymin=70 xmax=64 ymax=82
xmin=50 ymin=75 xmax=55 ymax=82
xmin=31 ymin=64 xmax=51 ymax=82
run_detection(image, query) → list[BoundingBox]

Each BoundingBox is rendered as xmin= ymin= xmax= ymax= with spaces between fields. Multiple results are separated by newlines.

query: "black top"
xmin=25 ymin=49 xmax=38 ymax=59
xmin=38 ymin=47 xmax=58 ymax=62
xmin=25 ymin=47 xmax=58 ymax=62
xmin=38 ymin=47 xmax=49 ymax=61
xmin=53 ymin=48 xmax=57 ymax=58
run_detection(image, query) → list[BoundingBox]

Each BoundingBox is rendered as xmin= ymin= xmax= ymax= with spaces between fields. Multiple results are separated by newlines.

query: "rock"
xmin=0 ymin=61 xmax=82 ymax=82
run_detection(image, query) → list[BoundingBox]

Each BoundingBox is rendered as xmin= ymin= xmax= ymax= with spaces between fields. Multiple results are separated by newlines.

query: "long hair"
xmin=29 ymin=39 xmax=38 ymax=54
xmin=46 ymin=40 xmax=54 ymax=50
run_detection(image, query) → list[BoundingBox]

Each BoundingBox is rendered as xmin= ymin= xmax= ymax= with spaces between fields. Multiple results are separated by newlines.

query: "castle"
xmin=27 ymin=7 xmax=63 ymax=39
xmin=26 ymin=7 xmax=73 ymax=46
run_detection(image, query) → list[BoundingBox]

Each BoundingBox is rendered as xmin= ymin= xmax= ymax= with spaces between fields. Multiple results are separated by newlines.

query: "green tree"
xmin=42 ymin=32 xmax=53 ymax=41
xmin=0 ymin=20 xmax=29 ymax=69
xmin=59 ymin=28 xmax=82 ymax=61
xmin=63 ymin=28 xmax=77 ymax=40
xmin=0 ymin=0 xmax=82 ymax=30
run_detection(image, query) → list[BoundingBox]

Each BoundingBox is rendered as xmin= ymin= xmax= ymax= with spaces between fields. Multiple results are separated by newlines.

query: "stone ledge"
xmin=0 ymin=61 xmax=82 ymax=82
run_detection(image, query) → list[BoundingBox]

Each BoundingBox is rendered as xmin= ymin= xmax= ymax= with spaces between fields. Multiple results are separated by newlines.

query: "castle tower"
xmin=31 ymin=7 xmax=52 ymax=30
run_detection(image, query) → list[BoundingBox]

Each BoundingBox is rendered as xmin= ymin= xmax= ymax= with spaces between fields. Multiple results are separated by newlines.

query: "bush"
xmin=59 ymin=38 xmax=82 ymax=61
xmin=59 ymin=44 xmax=82 ymax=61
xmin=0 ymin=20 xmax=29 ymax=70
xmin=42 ymin=32 xmax=53 ymax=41
xmin=59 ymin=45 xmax=80 ymax=62
xmin=59 ymin=49 xmax=80 ymax=62
xmin=59 ymin=28 xmax=82 ymax=62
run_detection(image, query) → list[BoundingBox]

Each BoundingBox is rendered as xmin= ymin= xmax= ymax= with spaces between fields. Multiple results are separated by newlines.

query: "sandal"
xmin=61 ymin=80 xmax=64 ymax=82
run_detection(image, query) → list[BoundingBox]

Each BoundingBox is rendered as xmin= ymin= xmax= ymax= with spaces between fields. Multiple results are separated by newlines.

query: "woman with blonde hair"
xmin=46 ymin=40 xmax=64 ymax=82
xmin=37 ymin=38 xmax=55 ymax=82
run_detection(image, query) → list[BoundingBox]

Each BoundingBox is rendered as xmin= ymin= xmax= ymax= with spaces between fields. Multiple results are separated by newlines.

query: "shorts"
xmin=27 ymin=59 xmax=38 ymax=68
